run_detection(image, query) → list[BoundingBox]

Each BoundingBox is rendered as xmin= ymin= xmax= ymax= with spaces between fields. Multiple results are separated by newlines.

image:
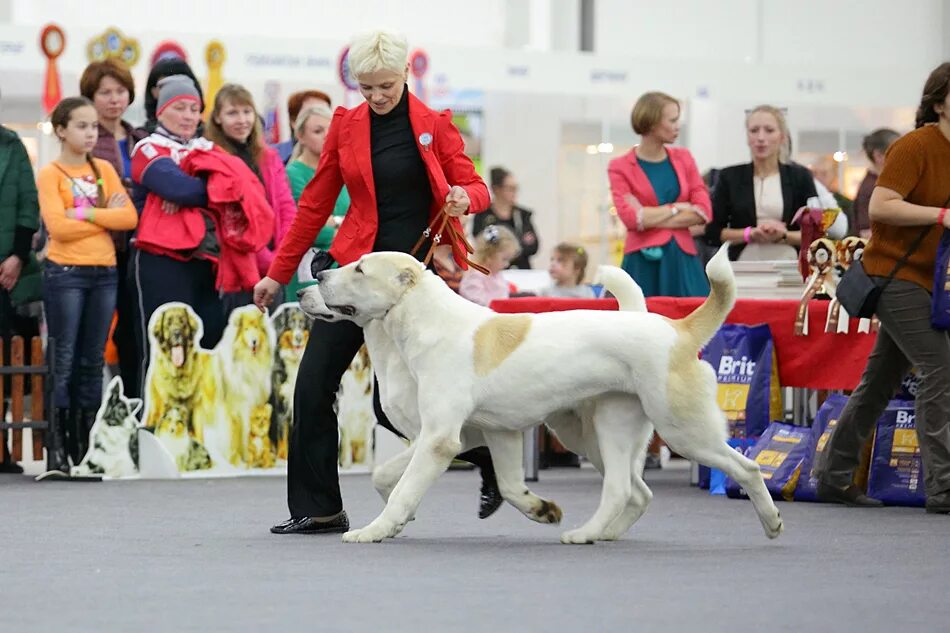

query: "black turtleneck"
xmin=370 ymin=87 xmax=432 ymax=253
xmin=233 ymin=139 xmax=264 ymax=185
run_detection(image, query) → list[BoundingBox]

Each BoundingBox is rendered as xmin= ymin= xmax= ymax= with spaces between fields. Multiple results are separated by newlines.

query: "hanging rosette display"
xmin=338 ymin=45 xmax=360 ymax=107
xmin=86 ymin=27 xmax=140 ymax=66
xmin=39 ymin=24 xmax=66 ymax=114
xmin=795 ymin=238 xmax=836 ymax=336
xmin=204 ymin=40 xmax=226 ymax=120
xmin=409 ymin=48 xmax=429 ymax=103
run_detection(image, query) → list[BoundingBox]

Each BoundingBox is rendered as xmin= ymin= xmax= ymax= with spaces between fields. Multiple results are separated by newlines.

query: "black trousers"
xmin=130 ymin=249 xmax=227 ymax=398
xmin=113 ymin=249 xmax=140 ymax=398
xmin=288 ymin=317 xmax=495 ymax=517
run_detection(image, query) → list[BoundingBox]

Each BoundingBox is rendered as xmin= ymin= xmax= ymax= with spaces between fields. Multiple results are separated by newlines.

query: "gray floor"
xmin=2 ymin=465 xmax=947 ymax=633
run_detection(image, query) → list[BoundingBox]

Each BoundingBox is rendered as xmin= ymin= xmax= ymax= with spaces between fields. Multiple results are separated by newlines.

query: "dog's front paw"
xmin=530 ymin=498 xmax=563 ymax=524
xmin=560 ymin=529 xmax=596 ymax=545
xmin=342 ymin=520 xmax=397 ymax=543
xmin=342 ymin=527 xmax=384 ymax=543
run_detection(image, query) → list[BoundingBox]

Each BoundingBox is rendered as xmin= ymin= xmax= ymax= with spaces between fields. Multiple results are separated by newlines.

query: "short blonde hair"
xmin=631 ymin=91 xmax=679 ymax=135
xmin=348 ymin=30 xmax=409 ymax=80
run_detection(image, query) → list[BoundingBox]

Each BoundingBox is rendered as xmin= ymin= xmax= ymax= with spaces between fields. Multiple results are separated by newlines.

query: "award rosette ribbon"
xmin=338 ymin=45 xmax=359 ymax=105
xmin=204 ymin=40 xmax=226 ymax=118
xmin=834 ymin=236 xmax=877 ymax=334
xmin=792 ymin=205 xmax=840 ymax=280
xmin=826 ymin=237 xmax=860 ymax=333
xmin=795 ymin=238 xmax=836 ymax=336
xmin=87 ymin=27 xmax=140 ymax=66
xmin=409 ymin=49 xmax=429 ymax=103
xmin=40 ymin=24 xmax=66 ymax=114
xmin=151 ymin=40 xmax=188 ymax=68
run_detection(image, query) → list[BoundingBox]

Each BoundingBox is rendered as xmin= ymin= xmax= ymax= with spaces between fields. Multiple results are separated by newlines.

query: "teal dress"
xmin=620 ymin=157 xmax=709 ymax=297
xmin=284 ymin=159 xmax=350 ymax=302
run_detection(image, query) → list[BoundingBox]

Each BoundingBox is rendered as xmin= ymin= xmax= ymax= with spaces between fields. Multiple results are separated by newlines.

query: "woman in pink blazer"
xmin=204 ymin=83 xmax=297 ymax=279
xmin=608 ymin=91 xmax=711 ymax=297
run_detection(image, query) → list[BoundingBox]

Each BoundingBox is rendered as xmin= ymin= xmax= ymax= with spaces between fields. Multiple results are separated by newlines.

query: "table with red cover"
xmin=489 ymin=297 xmax=875 ymax=391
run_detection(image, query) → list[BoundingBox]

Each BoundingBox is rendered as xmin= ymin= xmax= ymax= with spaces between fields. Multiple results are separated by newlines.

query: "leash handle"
xmin=411 ymin=208 xmax=489 ymax=275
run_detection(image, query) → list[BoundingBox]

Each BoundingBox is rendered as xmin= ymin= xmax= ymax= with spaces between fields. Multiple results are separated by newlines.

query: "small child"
xmin=459 ymin=225 xmax=521 ymax=306
xmin=539 ymin=242 xmax=595 ymax=299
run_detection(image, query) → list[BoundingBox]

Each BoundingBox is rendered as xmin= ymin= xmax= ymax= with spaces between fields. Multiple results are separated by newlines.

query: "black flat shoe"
xmin=816 ymin=482 xmax=883 ymax=507
xmin=479 ymin=480 xmax=503 ymax=519
xmin=0 ymin=461 xmax=24 ymax=474
xmin=270 ymin=512 xmax=350 ymax=534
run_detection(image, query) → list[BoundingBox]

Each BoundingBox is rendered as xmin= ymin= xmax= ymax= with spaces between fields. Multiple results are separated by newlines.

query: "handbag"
xmin=838 ymin=193 xmax=950 ymax=319
xmin=836 ymin=227 xmax=930 ymax=319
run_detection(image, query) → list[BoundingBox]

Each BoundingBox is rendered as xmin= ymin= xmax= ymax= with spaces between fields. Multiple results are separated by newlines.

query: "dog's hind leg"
xmin=544 ymin=405 xmax=654 ymax=539
xmin=666 ymin=420 xmax=783 ymax=540
xmin=482 ymin=429 xmax=562 ymax=524
xmin=561 ymin=393 xmax=636 ymax=545
xmin=601 ymin=410 xmax=655 ymax=541
xmin=372 ymin=443 xmax=415 ymax=503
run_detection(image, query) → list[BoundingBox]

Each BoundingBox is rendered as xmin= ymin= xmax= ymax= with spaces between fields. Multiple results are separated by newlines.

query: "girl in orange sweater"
xmin=37 ymin=97 xmax=137 ymax=467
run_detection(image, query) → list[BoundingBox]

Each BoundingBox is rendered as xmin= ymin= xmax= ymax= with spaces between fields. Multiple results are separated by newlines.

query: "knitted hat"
xmin=156 ymin=74 xmax=201 ymax=116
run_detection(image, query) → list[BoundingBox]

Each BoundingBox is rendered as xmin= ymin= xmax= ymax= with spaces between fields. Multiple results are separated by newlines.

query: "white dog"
xmin=301 ymin=246 xmax=783 ymax=544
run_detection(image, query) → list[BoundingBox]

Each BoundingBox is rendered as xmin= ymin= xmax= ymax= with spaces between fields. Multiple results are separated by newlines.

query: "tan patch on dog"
xmin=473 ymin=315 xmax=532 ymax=376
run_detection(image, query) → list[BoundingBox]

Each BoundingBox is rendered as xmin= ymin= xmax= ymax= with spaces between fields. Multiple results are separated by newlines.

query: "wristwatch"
xmin=669 ymin=205 xmax=679 ymax=216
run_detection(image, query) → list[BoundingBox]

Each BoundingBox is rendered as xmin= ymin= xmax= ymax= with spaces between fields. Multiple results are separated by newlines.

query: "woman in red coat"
xmin=253 ymin=30 xmax=498 ymax=535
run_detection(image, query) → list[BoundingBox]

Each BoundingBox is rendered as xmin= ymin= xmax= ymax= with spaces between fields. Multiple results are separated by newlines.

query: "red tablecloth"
xmin=489 ymin=297 xmax=876 ymax=391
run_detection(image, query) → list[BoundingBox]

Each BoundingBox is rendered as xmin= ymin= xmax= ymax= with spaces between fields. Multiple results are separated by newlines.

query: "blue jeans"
xmin=43 ymin=262 xmax=117 ymax=409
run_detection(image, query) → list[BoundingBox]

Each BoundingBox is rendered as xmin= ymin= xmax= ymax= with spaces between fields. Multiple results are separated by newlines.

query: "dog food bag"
xmin=794 ymin=394 xmax=849 ymax=502
xmin=726 ymin=422 xmax=811 ymax=501
xmin=707 ymin=438 xmax=756 ymax=495
xmin=896 ymin=368 xmax=920 ymax=401
xmin=867 ymin=400 xmax=925 ymax=507
xmin=702 ymin=323 xmax=781 ymax=439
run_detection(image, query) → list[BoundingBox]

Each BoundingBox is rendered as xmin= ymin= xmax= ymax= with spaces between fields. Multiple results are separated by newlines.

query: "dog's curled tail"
xmin=675 ymin=244 xmax=736 ymax=353
xmin=594 ymin=265 xmax=647 ymax=313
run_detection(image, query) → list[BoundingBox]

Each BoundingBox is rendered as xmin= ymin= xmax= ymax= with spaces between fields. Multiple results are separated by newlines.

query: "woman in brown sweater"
xmin=816 ymin=62 xmax=950 ymax=513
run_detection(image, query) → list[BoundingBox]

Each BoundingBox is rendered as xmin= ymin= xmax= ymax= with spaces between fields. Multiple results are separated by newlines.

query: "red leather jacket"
xmin=267 ymin=92 xmax=489 ymax=284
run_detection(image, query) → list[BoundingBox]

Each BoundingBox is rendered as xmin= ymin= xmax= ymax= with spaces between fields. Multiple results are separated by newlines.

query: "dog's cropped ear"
xmin=397 ymin=265 xmax=421 ymax=288
xmin=128 ymin=398 xmax=143 ymax=417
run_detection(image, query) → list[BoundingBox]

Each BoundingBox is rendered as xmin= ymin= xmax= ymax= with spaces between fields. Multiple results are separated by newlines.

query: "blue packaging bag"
xmin=726 ymin=422 xmax=811 ymax=501
xmin=795 ymin=394 xmax=849 ymax=502
xmin=701 ymin=324 xmax=781 ymax=439
xmin=896 ymin=368 xmax=920 ymax=401
xmin=931 ymin=229 xmax=950 ymax=330
xmin=867 ymin=400 xmax=925 ymax=507
xmin=708 ymin=438 xmax=756 ymax=495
